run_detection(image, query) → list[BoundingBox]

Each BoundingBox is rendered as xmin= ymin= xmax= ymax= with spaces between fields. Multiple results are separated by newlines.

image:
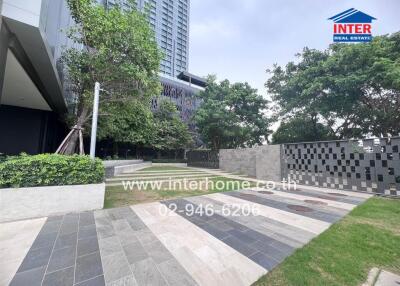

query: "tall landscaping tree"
xmin=271 ymin=115 xmax=337 ymax=144
xmin=194 ymin=76 xmax=271 ymax=149
xmin=57 ymin=0 xmax=162 ymax=154
xmin=96 ymin=100 xmax=155 ymax=155
xmin=151 ymin=100 xmax=193 ymax=158
xmin=267 ymin=32 xmax=400 ymax=139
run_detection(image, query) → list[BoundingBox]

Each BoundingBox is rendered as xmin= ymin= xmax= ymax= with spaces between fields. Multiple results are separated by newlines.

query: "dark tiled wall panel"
xmin=281 ymin=137 xmax=400 ymax=196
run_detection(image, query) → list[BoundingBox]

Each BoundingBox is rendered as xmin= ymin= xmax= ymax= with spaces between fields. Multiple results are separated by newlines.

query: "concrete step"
xmin=116 ymin=171 xmax=206 ymax=178
xmin=106 ymin=174 xmax=217 ymax=182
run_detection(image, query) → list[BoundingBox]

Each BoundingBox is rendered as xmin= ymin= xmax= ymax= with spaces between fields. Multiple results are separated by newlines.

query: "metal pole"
xmin=90 ymin=82 xmax=100 ymax=159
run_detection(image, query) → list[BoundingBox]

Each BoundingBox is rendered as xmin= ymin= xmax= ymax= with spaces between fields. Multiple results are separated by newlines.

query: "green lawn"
xmin=254 ymin=197 xmax=400 ymax=286
xmin=104 ymin=175 xmax=256 ymax=208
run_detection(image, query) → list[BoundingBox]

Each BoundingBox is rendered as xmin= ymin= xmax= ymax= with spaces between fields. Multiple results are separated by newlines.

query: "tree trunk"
xmin=59 ymin=107 xmax=89 ymax=155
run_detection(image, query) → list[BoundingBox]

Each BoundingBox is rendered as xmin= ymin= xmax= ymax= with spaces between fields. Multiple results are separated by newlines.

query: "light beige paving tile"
xmin=208 ymin=193 xmax=330 ymax=234
xmin=131 ymin=203 xmax=266 ymax=286
xmin=0 ymin=217 xmax=46 ymax=286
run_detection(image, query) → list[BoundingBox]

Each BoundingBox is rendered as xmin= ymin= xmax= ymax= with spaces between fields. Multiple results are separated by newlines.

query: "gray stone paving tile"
xmin=108 ymin=208 xmax=128 ymax=221
xmin=63 ymin=213 xmax=79 ymax=223
xmin=122 ymin=241 xmax=148 ymax=264
xmin=79 ymin=212 xmax=95 ymax=227
xmin=201 ymin=224 xmax=231 ymax=240
xmin=251 ymin=240 xmax=291 ymax=262
xmin=99 ymin=236 xmax=123 ymax=257
xmin=40 ymin=220 xmax=62 ymax=234
xmin=54 ymin=232 xmax=78 ymax=250
xmin=77 ymin=237 xmax=99 ymax=257
xmin=135 ymin=229 xmax=159 ymax=245
xmin=117 ymin=228 xmax=139 ymax=246
xmin=163 ymin=198 xmax=295 ymax=270
xmin=227 ymin=229 xmax=258 ymax=244
xmin=190 ymin=195 xmax=309 ymax=248
xmin=42 ymin=266 xmax=74 ymax=286
xmin=97 ymin=225 xmax=116 ymax=240
xmin=102 ymin=252 xmax=132 ymax=283
xmin=221 ymin=236 xmax=258 ymax=257
xmin=142 ymin=241 xmax=174 ymax=264
xmin=59 ymin=221 xmax=79 ymax=235
xmin=112 ymin=219 xmax=131 ymax=233
xmin=78 ymin=224 xmax=97 ymax=240
xmin=270 ymin=240 xmax=295 ymax=255
xmin=243 ymin=228 xmax=277 ymax=243
xmin=273 ymin=187 xmax=362 ymax=205
xmin=131 ymin=257 xmax=168 ymax=286
xmin=106 ymin=275 xmax=137 ymax=286
xmin=157 ymin=258 xmax=198 ymax=286
xmin=46 ymin=246 xmax=76 ymax=273
xmin=47 ymin=215 xmax=64 ymax=222
xmin=17 ymin=246 xmax=52 ymax=272
xmin=9 ymin=266 xmax=46 ymax=286
xmin=225 ymin=191 xmax=339 ymax=223
xmin=249 ymin=252 xmax=280 ymax=271
xmin=126 ymin=217 xmax=146 ymax=231
xmin=75 ymin=251 xmax=103 ymax=284
xmin=75 ymin=275 xmax=105 ymax=286
xmin=30 ymin=231 xmax=58 ymax=250
xmin=96 ymin=216 xmax=112 ymax=227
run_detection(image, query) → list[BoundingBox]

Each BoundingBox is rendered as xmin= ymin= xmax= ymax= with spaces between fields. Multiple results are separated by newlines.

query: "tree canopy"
xmin=271 ymin=115 xmax=336 ymax=144
xmin=195 ymin=76 xmax=271 ymax=149
xmin=151 ymin=100 xmax=193 ymax=153
xmin=267 ymin=32 xmax=400 ymax=141
xmin=59 ymin=0 xmax=162 ymax=154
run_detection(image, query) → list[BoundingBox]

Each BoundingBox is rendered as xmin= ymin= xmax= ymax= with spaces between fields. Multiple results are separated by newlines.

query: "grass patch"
xmin=253 ymin=197 xmax=400 ymax=286
xmin=104 ymin=176 xmax=256 ymax=208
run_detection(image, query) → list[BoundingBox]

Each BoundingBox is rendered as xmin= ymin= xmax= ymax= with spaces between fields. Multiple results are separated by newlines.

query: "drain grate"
xmin=304 ymin=199 xmax=328 ymax=206
xmin=287 ymin=205 xmax=313 ymax=212
xmin=259 ymin=191 xmax=274 ymax=195
xmin=328 ymin=192 xmax=348 ymax=197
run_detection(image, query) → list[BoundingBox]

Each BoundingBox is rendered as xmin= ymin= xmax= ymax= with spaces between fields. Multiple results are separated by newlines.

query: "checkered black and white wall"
xmin=281 ymin=137 xmax=400 ymax=196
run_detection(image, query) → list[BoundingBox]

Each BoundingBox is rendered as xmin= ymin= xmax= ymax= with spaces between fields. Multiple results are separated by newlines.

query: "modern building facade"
xmin=0 ymin=0 xmax=203 ymax=155
xmin=104 ymin=0 xmax=190 ymax=77
xmin=156 ymin=72 xmax=205 ymax=130
xmin=0 ymin=0 xmax=74 ymax=155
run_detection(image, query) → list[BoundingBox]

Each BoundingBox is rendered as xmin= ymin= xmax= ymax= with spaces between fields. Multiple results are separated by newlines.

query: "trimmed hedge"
xmin=0 ymin=154 xmax=105 ymax=188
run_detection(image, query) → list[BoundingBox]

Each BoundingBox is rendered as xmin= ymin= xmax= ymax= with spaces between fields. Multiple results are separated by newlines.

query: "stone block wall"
xmin=219 ymin=145 xmax=281 ymax=181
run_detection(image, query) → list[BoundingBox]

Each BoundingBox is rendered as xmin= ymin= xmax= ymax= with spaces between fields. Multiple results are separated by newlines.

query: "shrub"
xmin=0 ymin=154 xmax=104 ymax=188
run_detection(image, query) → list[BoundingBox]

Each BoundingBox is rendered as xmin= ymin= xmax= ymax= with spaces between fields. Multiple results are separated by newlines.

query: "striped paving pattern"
xmin=3 ymin=186 xmax=372 ymax=286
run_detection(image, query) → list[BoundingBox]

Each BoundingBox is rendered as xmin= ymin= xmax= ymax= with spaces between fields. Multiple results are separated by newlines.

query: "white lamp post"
xmin=90 ymin=82 xmax=100 ymax=159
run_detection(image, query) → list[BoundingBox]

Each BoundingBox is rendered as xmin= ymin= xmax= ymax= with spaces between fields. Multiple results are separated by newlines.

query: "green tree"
xmin=58 ymin=0 xmax=162 ymax=154
xmin=272 ymin=115 xmax=337 ymax=144
xmin=266 ymin=33 xmax=400 ymax=139
xmin=151 ymin=100 xmax=193 ymax=157
xmin=96 ymin=100 xmax=155 ymax=154
xmin=194 ymin=76 xmax=271 ymax=149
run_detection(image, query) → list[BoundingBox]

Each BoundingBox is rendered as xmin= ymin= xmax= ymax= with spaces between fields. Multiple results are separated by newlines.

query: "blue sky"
xmin=189 ymin=0 xmax=400 ymax=98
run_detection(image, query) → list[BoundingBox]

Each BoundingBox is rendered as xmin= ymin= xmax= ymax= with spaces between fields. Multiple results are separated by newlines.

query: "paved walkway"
xmin=1 ymin=176 xmax=372 ymax=285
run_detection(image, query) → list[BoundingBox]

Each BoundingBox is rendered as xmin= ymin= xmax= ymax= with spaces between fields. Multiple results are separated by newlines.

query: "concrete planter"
xmin=0 ymin=183 xmax=105 ymax=223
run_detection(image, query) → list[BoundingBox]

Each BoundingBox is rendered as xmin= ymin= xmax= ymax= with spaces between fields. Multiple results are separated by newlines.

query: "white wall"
xmin=0 ymin=183 xmax=105 ymax=222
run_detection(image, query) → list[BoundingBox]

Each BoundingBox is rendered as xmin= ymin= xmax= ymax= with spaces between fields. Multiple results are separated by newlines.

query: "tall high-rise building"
xmin=104 ymin=0 xmax=190 ymax=77
xmin=0 ymin=0 xmax=75 ymax=155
